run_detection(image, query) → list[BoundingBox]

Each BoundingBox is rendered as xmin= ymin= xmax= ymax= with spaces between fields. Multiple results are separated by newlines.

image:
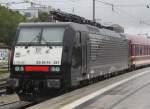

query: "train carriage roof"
xmin=125 ymin=34 xmax=150 ymax=45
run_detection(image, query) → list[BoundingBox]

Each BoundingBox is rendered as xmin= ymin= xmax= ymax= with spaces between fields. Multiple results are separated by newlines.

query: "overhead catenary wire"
xmin=96 ymin=0 xmax=114 ymax=11
xmin=114 ymin=6 xmax=150 ymax=26
xmin=115 ymin=4 xmax=148 ymax=7
xmin=94 ymin=0 xmax=150 ymax=26
xmin=95 ymin=0 xmax=138 ymax=22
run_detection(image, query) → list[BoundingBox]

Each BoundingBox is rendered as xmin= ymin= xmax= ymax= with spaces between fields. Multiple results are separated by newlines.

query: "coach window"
xmin=137 ymin=45 xmax=139 ymax=55
xmin=147 ymin=45 xmax=149 ymax=55
xmin=132 ymin=44 xmax=135 ymax=56
xmin=134 ymin=45 xmax=137 ymax=56
xmin=149 ymin=46 xmax=150 ymax=55
xmin=146 ymin=46 xmax=147 ymax=55
xmin=139 ymin=45 xmax=142 ymax=55
xmin=146 ymin=46 xmax=148 ymax=55
xmin=138 ymin=45 xmax=140 ymax=56
xmin=148 ymin=46 xmax=149 ymax=55
xmin=145 ymin=46 xmax=147 ymax=55
xmin=142 ymin=45 xmax=145 ymax=55
xmin=144 ymin=46 xmax=145 ymax=55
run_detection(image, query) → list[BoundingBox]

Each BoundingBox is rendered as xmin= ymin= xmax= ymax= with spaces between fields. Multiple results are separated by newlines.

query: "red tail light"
xmin=25 ymin=66 xmax=49 ymax=72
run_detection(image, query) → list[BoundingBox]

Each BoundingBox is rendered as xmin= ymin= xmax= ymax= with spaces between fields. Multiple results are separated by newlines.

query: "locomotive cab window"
xmin=17 ymin=27 xmax=41 ymax=43
xmin=42 ymin=27 xmax=65 ymax=43
xmin=17 ymin=27 xmax=65 ymax=44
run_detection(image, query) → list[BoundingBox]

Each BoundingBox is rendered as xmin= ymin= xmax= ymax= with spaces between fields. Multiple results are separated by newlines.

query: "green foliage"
xmin=29 ymin=12 xmax=49 ymax=22
xmin=0 ymin=6 xmax=26 ymax=46
xmin=38 ymin=12 xmax=49 ymax=22
xmin=29 ymin=17 xmax=39 ymax=22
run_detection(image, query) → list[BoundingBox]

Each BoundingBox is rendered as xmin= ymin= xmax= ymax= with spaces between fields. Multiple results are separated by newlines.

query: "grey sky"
xmin=1 ymin=0 xmax=150 ymax=35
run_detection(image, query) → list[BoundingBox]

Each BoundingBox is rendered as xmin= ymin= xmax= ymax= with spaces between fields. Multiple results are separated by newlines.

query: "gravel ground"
xmin=0 ymin=73 xmax=9 ymax=80
xmin=0 ymin=94 xmax=20 ymax=106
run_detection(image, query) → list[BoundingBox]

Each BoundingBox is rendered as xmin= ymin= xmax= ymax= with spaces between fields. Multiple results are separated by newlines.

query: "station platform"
xmin=28 ymin=67 xmax=150 ymax=109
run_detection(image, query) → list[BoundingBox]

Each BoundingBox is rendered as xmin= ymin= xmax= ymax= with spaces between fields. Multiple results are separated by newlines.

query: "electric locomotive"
xmin=7 ymin=10 xmax=150 ymax=101
xmin=7 ymin=22 xmax=130 ymax=101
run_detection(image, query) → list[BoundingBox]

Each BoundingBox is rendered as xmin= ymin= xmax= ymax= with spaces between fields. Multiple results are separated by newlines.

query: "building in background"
xmin=0 ymin=43 xmax=9 ymax=66
xmin=13 ymin=6 xmax=52 ymax=20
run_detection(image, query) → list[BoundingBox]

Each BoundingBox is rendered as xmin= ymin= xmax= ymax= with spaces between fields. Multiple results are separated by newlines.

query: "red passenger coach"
xmin=126 ymin=34 xmax=150 ymax=67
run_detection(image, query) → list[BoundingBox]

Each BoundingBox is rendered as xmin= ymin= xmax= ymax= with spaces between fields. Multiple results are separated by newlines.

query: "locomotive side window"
xmin=42 ymin=27 xmax=65 ymax=43
xmin=18 ymin=28 xmax=41 ymax=43
xmin=76 ymin=32 xmax=81 ymax=44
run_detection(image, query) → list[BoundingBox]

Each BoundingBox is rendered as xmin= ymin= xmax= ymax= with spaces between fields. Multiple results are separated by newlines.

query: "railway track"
xmin=0 ymin=78 xmax=8 ymax=96
xmin=0 ymin=101 xmax=35 ymax=109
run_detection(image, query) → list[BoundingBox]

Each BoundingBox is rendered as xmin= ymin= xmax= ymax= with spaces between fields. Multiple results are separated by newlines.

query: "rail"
xmin=0 ymin=78 xmax=8 ymax=96
xmin=0 ymin=101 xmax=35 ymax=109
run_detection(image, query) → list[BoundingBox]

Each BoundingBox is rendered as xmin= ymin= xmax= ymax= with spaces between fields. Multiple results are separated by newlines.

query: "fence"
xmin=0 ymin=48 xmax=9 ymax=72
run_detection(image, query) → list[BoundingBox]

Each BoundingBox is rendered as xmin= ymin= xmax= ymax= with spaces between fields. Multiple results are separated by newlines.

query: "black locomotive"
xmin=7 ymin=22 xmax=130 ymax=101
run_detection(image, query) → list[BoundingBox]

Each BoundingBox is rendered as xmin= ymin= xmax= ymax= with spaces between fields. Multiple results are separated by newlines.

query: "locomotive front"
xmin=8 ymin=23 xmax=74 ymax=100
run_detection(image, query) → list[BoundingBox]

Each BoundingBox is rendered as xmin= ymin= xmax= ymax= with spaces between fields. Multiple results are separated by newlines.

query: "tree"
xmin=0 ymin=6 xmax=26 ymax=46
xmin=38 ymin=12 xmax=49 ymax=22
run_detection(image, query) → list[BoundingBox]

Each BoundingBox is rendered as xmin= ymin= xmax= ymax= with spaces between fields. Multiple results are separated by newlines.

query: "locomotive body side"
xmin=86 ymin=27 xmax=130 ymax=80
xmin=70 ymin=25 xmax=130 ymax=86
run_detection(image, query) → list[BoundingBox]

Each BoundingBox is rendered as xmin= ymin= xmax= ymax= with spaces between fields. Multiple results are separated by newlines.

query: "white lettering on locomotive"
xmin=13 ymin=46 xmax=63 ymax=65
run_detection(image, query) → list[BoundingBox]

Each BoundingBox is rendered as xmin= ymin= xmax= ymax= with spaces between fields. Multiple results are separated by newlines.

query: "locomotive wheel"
xmin=18 ymin=93 xmax=33 ymax=101
xmin=18 ymin=93 xmax=42 ymax=102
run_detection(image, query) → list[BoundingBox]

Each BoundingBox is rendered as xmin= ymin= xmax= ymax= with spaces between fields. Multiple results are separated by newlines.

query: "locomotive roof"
xmin=19 ymin=22 xmax=74 ymax=26
xmin=19 ymin=22 xmax=88 ymax=31
xmin=19 ymin=22 xmax=125 ymax=39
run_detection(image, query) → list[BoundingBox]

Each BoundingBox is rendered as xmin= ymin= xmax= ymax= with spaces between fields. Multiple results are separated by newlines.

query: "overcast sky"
xmin=1 ymin=0 xmax=150 ymax=35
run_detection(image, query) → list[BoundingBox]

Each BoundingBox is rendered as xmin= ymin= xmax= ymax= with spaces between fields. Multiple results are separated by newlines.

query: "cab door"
xmin=81 ymin=32 xmax=87 ymax=76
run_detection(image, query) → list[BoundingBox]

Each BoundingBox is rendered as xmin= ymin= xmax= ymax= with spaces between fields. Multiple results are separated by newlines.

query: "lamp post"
xmin=93 ymin=0 xmax=96 ymax=22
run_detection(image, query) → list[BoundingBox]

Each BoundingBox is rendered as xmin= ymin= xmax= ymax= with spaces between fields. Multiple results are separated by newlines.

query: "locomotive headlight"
xmin=51 ymin=66 xmax=60 ymax=72
xmin=55 ymin=67 xmax=60 ymax=72
xmin=15 ymin=66 xmax=24 ymax=71
xmin=15 ymin=66 xmax=20 ymax=71
xmin=20 ymin=67 xmax=24 ymax=71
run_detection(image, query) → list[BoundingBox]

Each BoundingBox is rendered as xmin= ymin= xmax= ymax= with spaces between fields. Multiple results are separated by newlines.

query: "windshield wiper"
xmin=23 ymin=31 xmax=42 ymax=45
xmin=41 ymin=36 xmax=49 ymax=44
xmin=18 ymin=34 xmax=41 ymax=47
